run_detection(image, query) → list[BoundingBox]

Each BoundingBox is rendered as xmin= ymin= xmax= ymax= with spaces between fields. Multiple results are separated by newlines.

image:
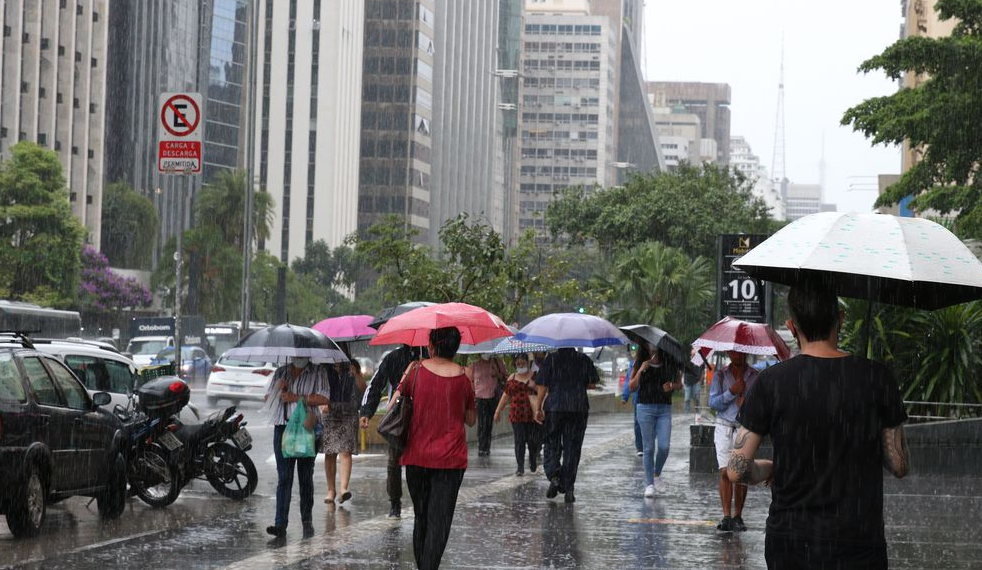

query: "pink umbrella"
xmin=692 ymin=317 xmax=792 ymax=361
xmin=312 ymin=315 xmax=376 ymax=342
xmin=369 ymin=302 xmax=512 ymax=347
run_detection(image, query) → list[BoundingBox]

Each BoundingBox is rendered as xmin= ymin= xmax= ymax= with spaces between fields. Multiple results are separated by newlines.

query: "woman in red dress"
xmin=392 ymin=327 xmax=476 ymax=570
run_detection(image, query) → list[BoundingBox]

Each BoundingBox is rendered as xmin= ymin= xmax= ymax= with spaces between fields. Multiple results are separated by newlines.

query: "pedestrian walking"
xmin=683 ymin=348 xmax=705 ymax=415
xmin=493 ymin=354 xmax=541 ymax=476
xmin=263 ymin=358 xmax=332 ymax=539
xmin=728 ymin=280 xmax=909 ymax=569
xmin=393 ymin=327 xmax=476 ymax=570
xmin=321 ymin=348 xmax=367 ymax=505
xmin=467 ymin=353 xmax=507 ymax=456
xmin=708 ymin=350 xmax=759 ymax=532
xmin=628 ymin=343 xmax=682 ymax=498
xmin=620 ymin=355 xmax=643 ymax=456
xmin=533 ymin=347 xmax=599 ymax=503
xmin=359 ymin=344 xmax=422 ymax=518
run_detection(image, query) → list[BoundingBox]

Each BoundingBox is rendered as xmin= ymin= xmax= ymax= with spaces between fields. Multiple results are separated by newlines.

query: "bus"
xmin=205 ymin=321 xmax=268 ymax=360
xmin=0 ymin=300 xmax=82 ymax=338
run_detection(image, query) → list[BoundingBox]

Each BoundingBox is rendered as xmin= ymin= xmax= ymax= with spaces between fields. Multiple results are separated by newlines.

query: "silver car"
xmin=205 ymin=355 xmax=276 ymax=406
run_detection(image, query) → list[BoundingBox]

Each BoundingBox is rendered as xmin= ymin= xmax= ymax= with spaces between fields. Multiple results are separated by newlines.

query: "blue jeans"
xmin=273 ymin=425 xmax=316 ymax=528
xmin=636 ymin=403 xmax=672 ymax=485
xmin=683 ymin=383 xmax=701 ymax=413
xmin=632 ymin=397 xmax=642 ymax=452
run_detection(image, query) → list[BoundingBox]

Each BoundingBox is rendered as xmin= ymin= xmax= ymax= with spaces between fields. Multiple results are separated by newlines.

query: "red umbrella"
xmin=692 ymin=317 xmax=792 ymax=361
xmin=312 ymin=315 xmax=376 ymax=342
xmin=369 ymin=302 xmax=512 ymax=347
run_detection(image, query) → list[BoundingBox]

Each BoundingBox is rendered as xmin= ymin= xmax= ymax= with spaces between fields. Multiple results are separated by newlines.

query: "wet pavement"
xmin=1 ymin=398 xmax=980 ymax=569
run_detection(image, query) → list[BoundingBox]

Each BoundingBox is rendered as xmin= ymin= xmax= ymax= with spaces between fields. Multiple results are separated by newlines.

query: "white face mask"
xmin=481 ymin=353 xmax=492 ymax=361
xmin=515 ymin=366 xmax=529 ymax=374
xmin=292 ymin=357 xmax=310 ymax=369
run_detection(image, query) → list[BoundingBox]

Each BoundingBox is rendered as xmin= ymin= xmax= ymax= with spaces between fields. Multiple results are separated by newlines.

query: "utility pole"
xmin=174 ymin=179 xmax=186 ymax=375
xmin=240 ymin=0 xmax=260 ymax=338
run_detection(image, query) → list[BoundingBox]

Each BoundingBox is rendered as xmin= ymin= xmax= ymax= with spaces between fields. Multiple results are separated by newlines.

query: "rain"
xmin=1 ymin=0 xmax=982 ymax=569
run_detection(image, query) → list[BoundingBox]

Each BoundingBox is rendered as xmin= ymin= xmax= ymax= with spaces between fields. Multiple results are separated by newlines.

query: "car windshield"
xmin=154 ymin=347 xmax=197 ymax=361
xmin=129 ymin=340 xmax=167 ymax=355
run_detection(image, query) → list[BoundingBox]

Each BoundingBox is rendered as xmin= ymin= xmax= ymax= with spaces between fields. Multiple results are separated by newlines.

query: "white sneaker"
xmin=643 ymin=484 xmax=656 ymax=498
xmin=653 ymin=477 xmax=668 ymax=494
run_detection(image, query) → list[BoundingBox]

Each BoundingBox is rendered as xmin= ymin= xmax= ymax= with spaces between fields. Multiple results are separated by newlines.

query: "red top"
xmin=399 ymin=363 xmax=476 ymax=470
xmin=504 ymin=378 xmax=536 ymax=423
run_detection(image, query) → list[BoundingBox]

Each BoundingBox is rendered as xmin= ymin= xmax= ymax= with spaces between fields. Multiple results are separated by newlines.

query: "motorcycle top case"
xmin=137 ymin=377 xmax=191 ymax=418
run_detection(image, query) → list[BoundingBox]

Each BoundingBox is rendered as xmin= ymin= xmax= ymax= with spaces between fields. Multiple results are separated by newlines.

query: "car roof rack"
xmin=30 ymin=337 xmax=121 ymax=354
xmin=0 ymin=331 xmax=37 ymax=349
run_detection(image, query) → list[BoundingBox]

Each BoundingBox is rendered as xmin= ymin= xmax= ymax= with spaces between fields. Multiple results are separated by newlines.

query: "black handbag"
xmin=377 ymin=363 xmax=420 ymax=452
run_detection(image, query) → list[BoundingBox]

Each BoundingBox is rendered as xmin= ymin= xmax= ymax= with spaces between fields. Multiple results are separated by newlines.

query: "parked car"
xmin=205 ymin=356 xmax=275 ymax=406
xmin=151 ymin=346 xmax=212 ymax=384
xmin=32 ymin=339 xmax=199 ymax=423
xmin=0 ymin=334 xmax=128 ymax=537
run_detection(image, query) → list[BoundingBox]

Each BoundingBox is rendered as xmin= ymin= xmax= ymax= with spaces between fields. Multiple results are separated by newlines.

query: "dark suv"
xmin=0 ymin=335 xmax=127 ymax=537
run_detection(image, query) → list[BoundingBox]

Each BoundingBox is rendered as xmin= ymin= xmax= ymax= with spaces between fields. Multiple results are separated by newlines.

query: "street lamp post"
xmin=240 ymin=0 xmax=260 ymax=339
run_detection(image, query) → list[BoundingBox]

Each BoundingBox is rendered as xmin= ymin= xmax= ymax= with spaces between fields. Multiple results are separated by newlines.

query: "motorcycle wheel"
xmin=131 ymin=446 xmax=181 ymax=508
xmin=205 ymin=443 xmax=258 ymax=500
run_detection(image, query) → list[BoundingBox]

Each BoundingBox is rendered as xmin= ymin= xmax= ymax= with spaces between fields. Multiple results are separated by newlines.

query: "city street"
xmin=1 ymin=395 xmax=979 ymax=569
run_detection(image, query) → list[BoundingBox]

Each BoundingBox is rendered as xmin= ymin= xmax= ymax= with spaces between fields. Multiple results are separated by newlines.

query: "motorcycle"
xmin=169 ymin=406 xmax=258 ymax=500
xmin=114 ymin=377 xmax=190 ymax=508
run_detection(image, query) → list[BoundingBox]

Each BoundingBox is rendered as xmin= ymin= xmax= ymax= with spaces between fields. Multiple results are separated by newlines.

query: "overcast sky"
xmin=643 ymin=0 xmax=904 ymax=213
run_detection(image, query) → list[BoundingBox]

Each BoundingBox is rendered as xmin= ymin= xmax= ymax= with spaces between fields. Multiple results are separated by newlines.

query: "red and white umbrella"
xmin=369 ymin=302 xmax=512 ymax=347
xmin=692 ymin=317 xmax=792 ymax=361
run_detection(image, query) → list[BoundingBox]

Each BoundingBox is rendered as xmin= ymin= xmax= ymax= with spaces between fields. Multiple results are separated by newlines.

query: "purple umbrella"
xmin=312 ymin=315 xmax=376 ymax=342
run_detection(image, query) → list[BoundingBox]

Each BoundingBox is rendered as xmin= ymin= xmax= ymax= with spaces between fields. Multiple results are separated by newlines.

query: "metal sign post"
xmin=717 ymin=234 xmax=768 ymax=323
xmin=158 ymin=92 xmax=203 ymax=378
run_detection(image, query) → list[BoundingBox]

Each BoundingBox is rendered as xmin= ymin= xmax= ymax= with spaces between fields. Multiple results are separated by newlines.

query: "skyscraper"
xmin=1 ymin=0 xmax=110 ymax=248
xmin=357 ymin=0 xmax=435 ymax=240
xmin=645 ymin=81 xmax=731 ymax=164
xmin=428 ymin=0 xmax=503 ymax=247
xmin=254 ymin=0 xmax=365 ymax=262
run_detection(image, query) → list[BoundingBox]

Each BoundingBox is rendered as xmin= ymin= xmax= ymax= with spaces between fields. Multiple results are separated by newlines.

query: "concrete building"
xmin=650 ymin=104 xmax=701 ymax=166
xmin=658 ymin=135 xmax=689 ymax=170
xmin=254 ymin=0 xmax=364 ymax=262
xmin=518 ymin=2 xmax=618 ymax=237
xmin=428 ymin=0 xmax=503 ymax=247
xmin=497 ymin=0 xmax=523 ymax=243
xmin=1 ymin=0 xmax=110 ymax=248
xmin=785 ymin=183 xmax=835 ymax=221
xmin=356 ymin=0 xmax=434 ymax=240
xmin=646 ymin=81 xmax=731 ymax=163
xmin=730 ymin=135 xmax=785 ymax=220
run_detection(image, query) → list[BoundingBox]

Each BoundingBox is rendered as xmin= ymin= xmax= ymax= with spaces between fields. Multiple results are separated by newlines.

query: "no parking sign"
xmin=157 ymin=92 xmax=203 ymax=174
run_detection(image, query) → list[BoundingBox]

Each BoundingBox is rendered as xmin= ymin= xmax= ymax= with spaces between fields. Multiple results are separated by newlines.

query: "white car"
xmin=126 ymin=335 xmax=174 ymax=367
xmin=32 ymin=338 xmax=200 ymax=422
xmin=206 ymin=356 xmax=276 ymax=405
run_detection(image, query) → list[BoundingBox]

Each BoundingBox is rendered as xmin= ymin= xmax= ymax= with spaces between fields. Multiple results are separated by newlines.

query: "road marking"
xmin=223 ymin=429 xmax=636 ymax=569
xmin=1 ymin=529 xmax=169 ymax=569
xmin=627 ymin=518 xmax=717 ymax=527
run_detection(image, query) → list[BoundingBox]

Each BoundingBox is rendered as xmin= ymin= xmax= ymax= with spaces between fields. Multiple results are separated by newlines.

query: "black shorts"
xmin=765 ymin=533 xmax=888 ymax=570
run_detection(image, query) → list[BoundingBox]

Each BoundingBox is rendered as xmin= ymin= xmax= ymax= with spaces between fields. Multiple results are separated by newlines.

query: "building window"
xmin=39 ymin=88 xmax=46 ymax=98
xmin=92 ymin=11 xmax=98 ymax=22
xmin=22 ymin=32 xmax=29 ymax=43
xmin=75 ymin=51 xmax=82 ymax=62
xmin=86 ymin=195 xmax=93 ymax=205
xmin=40 ymin=38 xmax=50 ymax=50
xmin=3 ymin=26 xmax=10 ymax=37
xmin=71 ymin=145 xmax=78 ymax=155
xmin=73 ymin=97 xmax=79 ymax=108
xmin=89 ymin=103 xmax=96 ymax=114
xmin=38 ymin=133 xmax=47 ymax=146
xmin=21 ymin=82 xmax=29 ymax=93
xmin=58 ymin=45 xmax=65 ymax=56
xmin=54 ymin=140 xmax=61 ymax=150
xmin=90 ymin=57 xmax=97 ymax=68
xmin=87 ymin=149 xmax=94 ymax=158
xmin=70 ymin=192 xmax=77 ymax=201
xmin=0 ymin=128 xmax=6 ymax=138
xmin=76 ymin=4 xmax=83 ymax=16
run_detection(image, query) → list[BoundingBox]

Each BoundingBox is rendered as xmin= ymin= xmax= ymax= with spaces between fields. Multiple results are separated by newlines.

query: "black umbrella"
xmin=223 ymin=324 xmax=348 ymax=365
xmin=619 ymin=324 xmax=687 ymax=365
xmin=368 ymin=301 xmax=437 ymax=330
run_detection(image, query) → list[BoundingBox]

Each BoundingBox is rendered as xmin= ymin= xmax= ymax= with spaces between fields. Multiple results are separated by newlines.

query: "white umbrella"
xmin=733 ymin=212 xmax=982 ymax=310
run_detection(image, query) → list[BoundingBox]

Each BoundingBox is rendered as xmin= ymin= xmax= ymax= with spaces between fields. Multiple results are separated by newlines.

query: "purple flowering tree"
xmin=78 ymin=246 xmax=153 ymax=315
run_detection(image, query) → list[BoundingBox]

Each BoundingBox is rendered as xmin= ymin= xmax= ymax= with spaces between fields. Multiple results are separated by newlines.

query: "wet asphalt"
xmin=1 ymin=393 xmax=980 ymax=569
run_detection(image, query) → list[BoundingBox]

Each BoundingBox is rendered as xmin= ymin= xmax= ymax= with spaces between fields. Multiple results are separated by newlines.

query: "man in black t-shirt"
xmin=728 ymin=281 xmax=910 ymax=570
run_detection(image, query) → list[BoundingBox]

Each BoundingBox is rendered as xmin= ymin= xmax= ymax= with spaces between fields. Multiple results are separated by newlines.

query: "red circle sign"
xmin=160 ymin=94 xmax=200 ymax=137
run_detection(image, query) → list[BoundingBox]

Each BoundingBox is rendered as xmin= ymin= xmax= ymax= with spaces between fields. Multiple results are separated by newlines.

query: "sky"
xmin=642 ymin=0 xmax=904 ymax=213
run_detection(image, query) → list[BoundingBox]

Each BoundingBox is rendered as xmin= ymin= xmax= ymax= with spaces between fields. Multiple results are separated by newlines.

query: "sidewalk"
xmin=223 ymin=412 xmax=982 ymax=570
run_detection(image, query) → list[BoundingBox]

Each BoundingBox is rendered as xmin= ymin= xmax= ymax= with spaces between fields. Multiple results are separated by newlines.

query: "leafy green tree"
xmin=250 ymin=252 xmax=329 ymax=325
xmin=842 ymin=0 xmax=982 ymax=239
xmin=100 ymin=182 xmax=159 ymax=269
xmin=291 ymin=240 xmax=360 ymax=296
xmin=0 ymin=142 xmax=85 ymax=307
xmin=152 ymin=169 xmax=274 ymax=321
xmin=546 ymin=164 xmax=775 ymax=259
xmin=601 ymin=241 xmax=715 ymax=344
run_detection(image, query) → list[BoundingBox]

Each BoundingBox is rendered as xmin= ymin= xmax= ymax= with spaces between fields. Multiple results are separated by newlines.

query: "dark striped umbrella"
xmin=223 ymin=324 xmax=348 ymax=365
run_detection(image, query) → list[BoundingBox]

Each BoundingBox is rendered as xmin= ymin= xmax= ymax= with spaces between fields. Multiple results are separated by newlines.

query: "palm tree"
xmin=606 ymin=241 xmax=714 ymax=345
xmin=195 ymin=169 xmax=274 ymax=249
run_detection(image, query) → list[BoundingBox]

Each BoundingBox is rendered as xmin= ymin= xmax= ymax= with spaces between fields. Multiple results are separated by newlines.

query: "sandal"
xmin=339 ymin=490 xmax=352 ymax=504
xmin=324 ymin=495 xmax=335 ymax=504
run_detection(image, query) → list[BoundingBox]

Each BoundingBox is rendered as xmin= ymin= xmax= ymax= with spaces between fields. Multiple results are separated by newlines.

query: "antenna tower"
xmin=771 ymin=40 xmax=786 ymax=185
